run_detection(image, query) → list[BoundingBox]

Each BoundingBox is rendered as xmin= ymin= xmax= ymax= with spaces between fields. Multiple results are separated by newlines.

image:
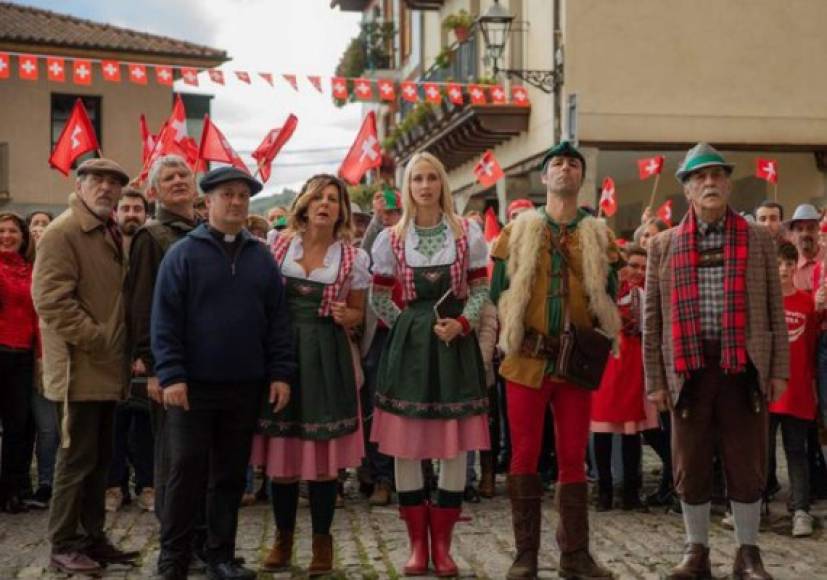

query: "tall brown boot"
xmin=478 ymin=451 xmax=496 ymax=498
xmin=506 ymin=474 xmax=543 ymax=580
xmin=308 ymin=533 xmax=333 ymax=577
xmin=261 ymin=529 xmax=294 ymax=571
xmin=555 ymin=482 xmax=615 ymax=580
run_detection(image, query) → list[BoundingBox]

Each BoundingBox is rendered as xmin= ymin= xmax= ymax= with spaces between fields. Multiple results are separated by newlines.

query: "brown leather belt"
xmin=520 ymin=329 xmax=561 ymax=359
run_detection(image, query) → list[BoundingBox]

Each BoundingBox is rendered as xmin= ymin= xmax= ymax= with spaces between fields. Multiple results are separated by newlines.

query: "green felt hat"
xmin=538 ymin=140 xmax=586 ymax=175
xmin=675 ymin=142 xmax=734 ymax=182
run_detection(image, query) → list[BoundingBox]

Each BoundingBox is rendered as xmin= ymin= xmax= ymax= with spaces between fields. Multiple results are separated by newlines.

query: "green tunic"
xmin=375 ymin=265 xmax=488 ymax=419
xmin=257 ymin=277 xmax=358 ymax=440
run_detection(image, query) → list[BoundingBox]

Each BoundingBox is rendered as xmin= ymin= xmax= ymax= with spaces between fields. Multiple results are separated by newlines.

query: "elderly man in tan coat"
xmin=32 ymin=158 xmax=139 ymax=575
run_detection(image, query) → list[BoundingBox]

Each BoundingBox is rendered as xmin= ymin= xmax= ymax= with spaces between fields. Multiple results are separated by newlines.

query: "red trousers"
xmin=507 ymin=378 xmax=592 ymax=483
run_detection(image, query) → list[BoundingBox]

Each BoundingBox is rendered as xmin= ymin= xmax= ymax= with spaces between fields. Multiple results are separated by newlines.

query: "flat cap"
xmin=538 ymin=140 xmax=586 ymax=175
xmin=199 ymin=166 xmax=263 ymax=196
xmin=76 ymin=158 xmax=129 ymax=186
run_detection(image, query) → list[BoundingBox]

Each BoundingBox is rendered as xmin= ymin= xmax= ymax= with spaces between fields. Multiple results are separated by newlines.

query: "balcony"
xmin=402 ymin=0 xmax=445 ymax=10
xmin=390 ymin=100 xmax=531 ymax=171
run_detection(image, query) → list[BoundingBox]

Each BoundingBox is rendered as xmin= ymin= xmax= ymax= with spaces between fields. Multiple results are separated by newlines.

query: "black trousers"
xmin=0 ymin=349 xmax=34 ymax=499
xmin=158 ymin=382 xmax=261 ymax=569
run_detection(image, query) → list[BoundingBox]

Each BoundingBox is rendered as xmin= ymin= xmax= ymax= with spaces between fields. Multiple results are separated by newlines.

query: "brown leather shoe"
xmin=666 ymin=543 xmax=711 ymax=579
xmin=733 ymin=545 xmax=773 ymax=580
xmin=308 ymin=533 xmax=333 ymax=576
xmin=369 ymin=481 xmax=392 ymax=506
xmin=84 ymin=540 xmax=139 ymax=563
xmin=478 ymin=452 xmax=496 ymax=498
xmin=50 ymin=552 xmax=102 ymax=575
xmin=261 ymin=529 xmax=293 ymax=571
xmin=506 ymin=474 xmax=542 ymax=579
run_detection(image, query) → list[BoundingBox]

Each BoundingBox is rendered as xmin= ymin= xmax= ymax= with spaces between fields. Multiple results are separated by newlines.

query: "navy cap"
xmin=199 ymin=166 xmax=263 ymax=196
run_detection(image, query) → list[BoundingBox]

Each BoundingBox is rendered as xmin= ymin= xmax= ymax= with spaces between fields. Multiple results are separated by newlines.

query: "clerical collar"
xmin=207 ymin=225 xmax=241 ymax=243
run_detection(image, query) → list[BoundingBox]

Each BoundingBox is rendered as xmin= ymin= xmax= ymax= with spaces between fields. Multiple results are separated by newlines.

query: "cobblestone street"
xmin=1 ymin=451 xmax=826 ymax=580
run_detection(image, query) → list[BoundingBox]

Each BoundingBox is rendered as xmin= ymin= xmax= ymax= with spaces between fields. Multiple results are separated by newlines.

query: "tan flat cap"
xmin=76 ymin=158 xmax=130 ymax=186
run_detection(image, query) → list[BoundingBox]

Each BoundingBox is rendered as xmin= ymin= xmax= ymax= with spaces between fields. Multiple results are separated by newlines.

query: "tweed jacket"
xmin=642 ymin=220 xmax=789 ymax=401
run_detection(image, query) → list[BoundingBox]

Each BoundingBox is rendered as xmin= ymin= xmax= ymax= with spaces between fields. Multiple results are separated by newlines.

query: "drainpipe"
xmin=553 ymin=0 xmax=562 ymax=143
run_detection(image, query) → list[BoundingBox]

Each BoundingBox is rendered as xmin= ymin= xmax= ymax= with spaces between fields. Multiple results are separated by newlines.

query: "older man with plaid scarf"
xmin=644 ymin=143 xmax=789 ymax=580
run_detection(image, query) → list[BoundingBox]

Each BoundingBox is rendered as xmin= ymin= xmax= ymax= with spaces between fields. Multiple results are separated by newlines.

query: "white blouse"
xmin=279 ymin=236 xmax=371 ymax=290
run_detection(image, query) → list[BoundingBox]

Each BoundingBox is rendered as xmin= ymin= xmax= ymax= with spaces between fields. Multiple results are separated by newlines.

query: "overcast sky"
xmin=11 ymin=0 xmax=364 ymax=197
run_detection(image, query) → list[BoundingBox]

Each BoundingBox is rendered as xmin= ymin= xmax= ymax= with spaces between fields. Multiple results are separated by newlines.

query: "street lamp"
xmin=477 ymin=0 xmax=560 ymax=94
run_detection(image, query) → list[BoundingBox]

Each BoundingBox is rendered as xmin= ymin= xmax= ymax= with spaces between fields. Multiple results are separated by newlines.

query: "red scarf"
xmin=671 ymin=206 xmax=748 ymax=375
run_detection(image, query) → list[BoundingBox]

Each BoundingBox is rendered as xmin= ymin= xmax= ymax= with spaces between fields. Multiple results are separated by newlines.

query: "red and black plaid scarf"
xmin=671 ymin=206 xmax=748 ymax=375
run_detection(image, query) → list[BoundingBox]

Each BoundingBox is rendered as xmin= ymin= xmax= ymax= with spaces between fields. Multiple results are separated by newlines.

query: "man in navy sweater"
xmin=151 ymin=167 xmax=295 ymax=580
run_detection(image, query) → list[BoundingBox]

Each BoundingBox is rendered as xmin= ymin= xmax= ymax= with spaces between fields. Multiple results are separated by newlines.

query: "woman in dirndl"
xmin=370 ymin=152 xmax=490 ymax=577
xmin=252 ymin=174 xmax=368 ymax=577
xmin=590 ymin=243 xmax=659 ymax=511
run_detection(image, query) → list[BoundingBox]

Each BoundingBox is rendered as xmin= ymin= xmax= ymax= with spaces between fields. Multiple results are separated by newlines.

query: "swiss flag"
xmin=423 ymin=82 xmax=442 ymax=104
xmin=73 ymin=59 xmax=92 ymax=85
xmin=473 ymin=150 xmax=505 ymax=188
xmin=511 ymin=86 xmax=530 ymax=106
xmin=101 ymin=60 xmax=121 ymax=82
xmin=168 ymin=94 xmax=189 ymax=142
xmin=46 ymin=57 xmax=65 ymax=82
xmin=251 ymin=113 xmax=298 ymax=183
xmin=155 ymin=66 xmax=173 ymax=86
xmin=198 ymin=114 xmax=250 ymax=174
xmin=756 ymin=158 xmax=778 ymax=184
xmin=489 ymin=85 xmax=507 ymax=104
xmin=447 ymin=83 xmax=464 ymax=105
xmin=136 ymin=95 xmax=195 ymax=183
xmin=208 ymin=69 xmax=225 ymax=85
xmin=483 ymin=207 xmax=501 ymax=243
xmin=400 ymin=81 xmax=419 ymax=103
xmin=637 ymin=155 xmax=665 ymax=180
xmin=331 ymin=76 xmax=348 ymax=100
xmin=235 ymin=71 xmax=251 ymax=84
xmin=468 ymin=84 xmax=487 ymax=105
xmin=259 ymin=72 xmax=274 ymax=86
xmin=283 ymin=74 xmax=299 ymax=91
xmin=181 ymin=68 xmax=199 ymax=86
xmin=377 ymin=79 xmax=396 ymax=101
xmin=19 ymin=54 xmax=38 ymax=80
xmin=128 ymin=63 xmax=148 ymax=85
xmin=139 ymin=114 xmax=156 ymax=165
xmin=48 ymin=98 xmax=99 ymax=176
xmin=599 ymin=177 xmax=617 ymax=217
xmin=656 ymin=199 xmax=673 ymax=227
xmin=307 ymin=75 xmax=323 ymax=93
xmin=354 ymin=78 xmax=373 ymax=101
xmin=0 ymin=53 xmax=9 ymax=80
xmin=339 ymin=111 xmax=382 ymax=185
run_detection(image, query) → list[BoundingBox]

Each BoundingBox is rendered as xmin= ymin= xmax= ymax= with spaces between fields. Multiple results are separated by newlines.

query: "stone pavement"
xmin=1 ymin=456 xmax=826 ymax=579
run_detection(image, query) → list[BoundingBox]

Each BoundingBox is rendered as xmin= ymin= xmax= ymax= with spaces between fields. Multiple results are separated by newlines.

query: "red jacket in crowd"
xmin=0 ymin=251 xmax=38 ymax=351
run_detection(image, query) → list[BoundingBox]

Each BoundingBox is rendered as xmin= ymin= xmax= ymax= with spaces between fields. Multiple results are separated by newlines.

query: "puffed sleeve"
xmin=370 ymin=228 xmax=396 ymax=278
xmin=351 ymin=248 xmax=371 ymax=290
xmin=466 ymin=220 xmax=489 ymax=271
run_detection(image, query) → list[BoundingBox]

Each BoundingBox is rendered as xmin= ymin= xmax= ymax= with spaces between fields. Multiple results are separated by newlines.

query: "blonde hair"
xmin=393 ymin=152 xmax=463 ymax=240
xmin=287 ymin=174 xmax=353 ymax=241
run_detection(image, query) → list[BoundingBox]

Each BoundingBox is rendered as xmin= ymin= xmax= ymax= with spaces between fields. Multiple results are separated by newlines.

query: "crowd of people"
xmin=0 ymin=139 xmax=824 ymax=580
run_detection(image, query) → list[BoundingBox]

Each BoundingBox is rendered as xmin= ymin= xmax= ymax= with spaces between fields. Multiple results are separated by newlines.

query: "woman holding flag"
xmin=369 ymin=152 xmax=490 ymax=577
xmin=252 ymin=174 xmax=368 ymax=577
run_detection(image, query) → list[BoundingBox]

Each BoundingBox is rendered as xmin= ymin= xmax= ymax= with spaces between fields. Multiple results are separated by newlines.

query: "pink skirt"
xmin=370 ymin=408 xmax=490 ymax=460
xmin=590 ymin=396 xmax=660 ymax=435
xmin=250 ymin=424 xmax=365 ymax=481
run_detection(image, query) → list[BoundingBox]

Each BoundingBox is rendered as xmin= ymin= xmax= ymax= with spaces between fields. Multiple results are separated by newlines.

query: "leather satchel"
xmin=556 ymin=324 xmax=612 ymax=390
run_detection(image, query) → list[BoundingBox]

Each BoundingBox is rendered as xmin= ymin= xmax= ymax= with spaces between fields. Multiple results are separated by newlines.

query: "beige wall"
xmin=565 ymin=0 xmax=827 ymax=147
xmin=0 ymin=69 xmax=172 ymax=210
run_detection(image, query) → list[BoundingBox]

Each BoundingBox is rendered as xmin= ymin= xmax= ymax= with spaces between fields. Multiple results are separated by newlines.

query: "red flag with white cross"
xmin=73 ymin=60 xmax=92 ymax=85
xmin=331 ymin=76 xmax=348 ymax=100
xmin=208 ymin=69 xmax=225 ymax=85
xmin=181 ymin=68 xmax=199 ymax=86
xmin=756 ymin=158 xmax=778 ymax=184
xmin=353 ymin=78 xmax=373 ymax=101
xmin=19 ymin=54 xmax=38 ymax=80
xmin=155 ymin=66 xmax=173 ymax=86
xmin=656 ymin=199 xmax=673 ymax=226
xmin=637 ymin=155 xmax=665 ymax=180
xmin=251 ymin=114 xmax=298 ymax=183
xmin=49 ymin=98 xmax=99 ymax=176
xmin=599 ymin=177 xmax=617 ymax=217
xmin=377 ymin=79 xmax=396 ymax=101
xmin=0 ymin=53 xmax=9 ymax=79
xmin=128 ymin=63 xmax=148 ymax=85
xmin=447 ymin=83 xmax=464 ymax=105
xmin=473 ymin=150 xmax=505 ymax=188
xmin=423 ymin=83 xmax=442 ymax=104
xmin=511 ymin=86 xmax=530 ymax=106
xmin=101 ymin=60 xmax=121 ymax=82
xmin=468 ymin=84 xmax=487 ymax=105
xmin=139 ymin=114 xmax=156 ymax=165
xmin=46 ymin=57 xmax=65 ymax=82
xmin=489 ymin=85 xmax=507 ymax=104
xmin=339 ymin=111 xmax=381 ymax=185
xmin=198 ymin=115 xmax=250 ymax=174
xmin=400 ymin=81 xmax=419 ymax=103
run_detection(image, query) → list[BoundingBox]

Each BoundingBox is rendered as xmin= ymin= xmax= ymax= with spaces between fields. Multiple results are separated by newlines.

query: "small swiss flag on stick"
xmin=598 ymin=177 xmax=617 ymax=217
xmin=655 ymin=199 xmax=673 ymax=227
xmin=637 ymin=155 xmax=664 ymax=180
xmin=756 ymin=158 xmax=778 ymax=184
xmin=474 ymin=150 xmax=505 ymax=188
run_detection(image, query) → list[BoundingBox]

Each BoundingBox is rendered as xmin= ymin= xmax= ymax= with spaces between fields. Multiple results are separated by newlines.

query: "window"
xmin=50 ymin=94 xmax=101 ymax=166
